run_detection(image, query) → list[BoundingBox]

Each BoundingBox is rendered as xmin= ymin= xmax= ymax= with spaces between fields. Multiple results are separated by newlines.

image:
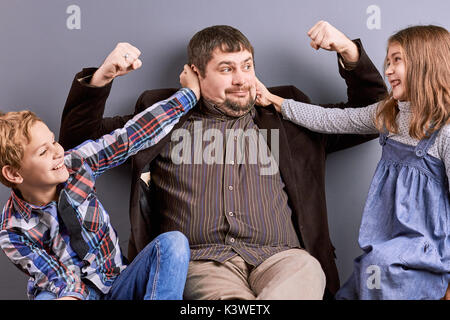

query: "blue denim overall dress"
xmin=335 ymin=129 xmax=450 ymax=299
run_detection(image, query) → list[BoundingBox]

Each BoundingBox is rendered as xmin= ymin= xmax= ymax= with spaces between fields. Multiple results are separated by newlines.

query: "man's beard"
xmin=214 ymin=87 xmax=256 ymax=118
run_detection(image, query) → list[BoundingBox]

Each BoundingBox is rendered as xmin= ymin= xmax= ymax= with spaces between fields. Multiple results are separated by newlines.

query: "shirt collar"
xmin=199 ymin=98 xmax=256 ymax=121
xmin=397 ymin=101 xmax=411 ymax=113
xmin=10 ymin=187 xmax=60 ymax=222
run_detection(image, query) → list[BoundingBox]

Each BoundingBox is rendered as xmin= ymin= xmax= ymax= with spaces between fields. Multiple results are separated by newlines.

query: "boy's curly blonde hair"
xmin=0 ymin=110 xmax=42 ymax=188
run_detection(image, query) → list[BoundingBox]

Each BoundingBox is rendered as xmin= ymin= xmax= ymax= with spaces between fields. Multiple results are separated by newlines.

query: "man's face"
xmin=17 ymin=121 xmax=69 ymax=195
xmin=198 ymin=48 xmax=257 ymax=117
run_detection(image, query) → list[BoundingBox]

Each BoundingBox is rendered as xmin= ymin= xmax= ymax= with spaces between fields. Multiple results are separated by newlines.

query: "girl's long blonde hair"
xmin=375 ymin=25 xmax=450 ymax=139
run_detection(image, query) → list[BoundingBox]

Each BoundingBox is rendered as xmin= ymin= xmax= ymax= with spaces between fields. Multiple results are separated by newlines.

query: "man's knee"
xmin=286 ymin=249 xmax=326 ymax=293
xmin=303 ymin=253 xmax=326 ymax=287
xmin=253 ymin=249 xmax=326 ymax=299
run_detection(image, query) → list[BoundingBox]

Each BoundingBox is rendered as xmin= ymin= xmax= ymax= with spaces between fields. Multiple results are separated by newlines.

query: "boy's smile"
xmin=16 ymin=121 xmax=69 ymax=205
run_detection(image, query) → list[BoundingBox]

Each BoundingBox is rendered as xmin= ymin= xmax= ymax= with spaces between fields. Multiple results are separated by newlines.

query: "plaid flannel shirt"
xmin=0 ymin=88 xmax=197 ymax=299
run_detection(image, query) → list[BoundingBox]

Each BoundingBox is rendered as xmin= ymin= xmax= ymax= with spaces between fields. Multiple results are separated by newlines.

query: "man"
xmin=59 ymin=21 xmax=387 ymax=299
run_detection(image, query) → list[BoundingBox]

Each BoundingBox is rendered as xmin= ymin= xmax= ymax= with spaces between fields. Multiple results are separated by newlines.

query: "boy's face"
xmin=17 ymin=121 xmax=69 ymax=192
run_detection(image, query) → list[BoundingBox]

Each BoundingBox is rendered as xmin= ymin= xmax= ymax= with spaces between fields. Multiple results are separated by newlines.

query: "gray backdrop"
xmin=0 ymin=0 xmax=448 ymax=299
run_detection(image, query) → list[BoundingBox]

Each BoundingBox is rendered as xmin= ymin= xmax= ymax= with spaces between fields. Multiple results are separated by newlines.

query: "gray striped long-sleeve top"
xmin=281 ymin=99 xmax=450 ymax=188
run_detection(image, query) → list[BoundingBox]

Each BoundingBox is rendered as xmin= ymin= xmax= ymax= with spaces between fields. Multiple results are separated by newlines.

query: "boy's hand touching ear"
xmin=179 ymin=64 xmax=201 ymax=101
xmin=90 ymin=42 xmax=142 ymax=87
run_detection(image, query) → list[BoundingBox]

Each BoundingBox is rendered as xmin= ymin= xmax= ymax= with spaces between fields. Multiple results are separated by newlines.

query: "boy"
xmin=0 ymin=43 xmax=200 ymax=300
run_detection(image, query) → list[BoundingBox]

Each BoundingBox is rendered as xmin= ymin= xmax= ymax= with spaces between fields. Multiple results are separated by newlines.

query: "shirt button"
xmin=230 ymin=160 xmax=235 ymax=165
xmin=228 ymin=211 xmax=234 ymax=216
xmin=230 ymin=237 xmax=235 ymax=243
xmin=228 ymin=185 xmax=233 ymax=191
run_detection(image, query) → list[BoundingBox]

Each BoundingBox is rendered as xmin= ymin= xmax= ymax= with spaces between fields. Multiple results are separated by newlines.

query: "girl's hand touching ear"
xmin=255 ymin=77 xmax=284 ymax=113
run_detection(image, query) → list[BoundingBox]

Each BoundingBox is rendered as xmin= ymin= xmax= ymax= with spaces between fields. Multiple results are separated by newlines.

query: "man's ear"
xmin=191 ymin=64 xmax=202 ymax=78
xmin=2 ymin=165 xmax=23 ymax=185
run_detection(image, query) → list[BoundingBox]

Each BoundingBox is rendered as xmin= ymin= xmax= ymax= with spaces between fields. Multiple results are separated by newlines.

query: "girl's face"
xmin=385 ymin=43 xmax=407 ymax=101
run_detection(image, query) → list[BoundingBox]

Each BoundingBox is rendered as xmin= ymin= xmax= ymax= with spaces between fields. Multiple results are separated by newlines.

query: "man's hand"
xmin=90 ymin=42 xmax=142 ymax=87
xmin=179 ymin=64 xmax=200 ymax=101
xmin=308 ymin=20 xmax=359 ymax=63
xmin=255 ymin=77 xmax=284 ymax=113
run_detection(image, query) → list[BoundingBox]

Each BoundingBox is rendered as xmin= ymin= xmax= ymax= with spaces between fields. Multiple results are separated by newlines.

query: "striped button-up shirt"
xmin=152 ymin=100 xmax=301 ymax=267
xmin=0 ymin=88 xmax=197 ymax=299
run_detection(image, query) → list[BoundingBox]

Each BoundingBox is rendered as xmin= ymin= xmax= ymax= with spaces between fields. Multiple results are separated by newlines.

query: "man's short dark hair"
xmin=188 ymin=25 xmax=254 ymax=77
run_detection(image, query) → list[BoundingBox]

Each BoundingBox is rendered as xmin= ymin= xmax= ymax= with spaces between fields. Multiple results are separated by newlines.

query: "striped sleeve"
xmin=281 ymin=99 xmax=380 ymax=134
xmin=0 ymin=229 xmax=87 ymax=300
xmin=69 ymin=88 xmax=197 ymax=178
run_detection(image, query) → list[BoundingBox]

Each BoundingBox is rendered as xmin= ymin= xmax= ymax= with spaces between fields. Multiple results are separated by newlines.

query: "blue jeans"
xmin=35 ymin=231 xmax=190 ymax=300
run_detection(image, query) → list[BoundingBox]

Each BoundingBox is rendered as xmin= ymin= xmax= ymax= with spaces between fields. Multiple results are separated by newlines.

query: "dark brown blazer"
xmin=59 ymin=40 xmax=387 ymax=296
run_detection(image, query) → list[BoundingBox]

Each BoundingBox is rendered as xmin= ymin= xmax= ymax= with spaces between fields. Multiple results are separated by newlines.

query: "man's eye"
xmin=221 ymin=68 xmax=231 ymax=72
xmin=40 ymin=149 xmax=47 ymax=156
xmin=244 ymin=64 xmax=251 ymax=70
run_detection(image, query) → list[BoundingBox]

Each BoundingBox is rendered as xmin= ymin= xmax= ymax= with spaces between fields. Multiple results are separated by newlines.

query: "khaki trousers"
xmin=183 ymin=249 xmax=326 ymax=300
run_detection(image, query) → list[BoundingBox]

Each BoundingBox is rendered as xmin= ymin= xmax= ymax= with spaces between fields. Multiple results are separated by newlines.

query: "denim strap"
xmin=415 ymin=128 xmax=441 ymax=158
xmin=378 ymin=128 xmax=389 ymax=146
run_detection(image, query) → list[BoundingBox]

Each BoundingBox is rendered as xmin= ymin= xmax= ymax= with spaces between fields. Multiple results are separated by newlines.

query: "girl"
xmin=256 ymin=25 xmax=450 ymax=300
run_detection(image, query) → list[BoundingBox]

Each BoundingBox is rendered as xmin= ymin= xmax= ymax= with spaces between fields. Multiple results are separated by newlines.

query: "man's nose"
xmin=232 ymin=69 xmax=245 ymax=86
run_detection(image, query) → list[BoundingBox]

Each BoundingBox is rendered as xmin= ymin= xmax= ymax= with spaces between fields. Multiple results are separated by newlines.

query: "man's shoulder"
xmin=135 ymin=88 xmax=179 ymax=112
xmin=268 ymin=85 xmax=311 ymax=103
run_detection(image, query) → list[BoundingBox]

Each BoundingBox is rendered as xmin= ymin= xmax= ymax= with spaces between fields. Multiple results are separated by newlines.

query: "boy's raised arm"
xmin=68 ymin=64 xmax=200 ymax=179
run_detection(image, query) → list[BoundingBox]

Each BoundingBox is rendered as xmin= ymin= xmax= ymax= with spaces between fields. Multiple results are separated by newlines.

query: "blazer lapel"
xmin=253 ymin=106 xmax=301 ymax=209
